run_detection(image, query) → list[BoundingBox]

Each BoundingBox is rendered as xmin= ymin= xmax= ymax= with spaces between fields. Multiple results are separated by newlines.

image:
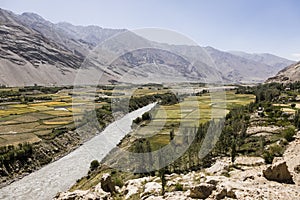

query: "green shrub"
xmin=90 ymin=160 xmax=100 ymax=171
xmin=175 ymin=183 xmax=183 ymax=191
xmin=282 ymin=127 xmax=295 ymax=142
xmin=114 ymin=177 xmax=124 ymax=187
xmin=291 ymin=103 xmax=296 ymax=108
xmin=263 ymin=144 xmax=284 ymax=164
xmin=263 ymin=151 xmax=274 ymax=164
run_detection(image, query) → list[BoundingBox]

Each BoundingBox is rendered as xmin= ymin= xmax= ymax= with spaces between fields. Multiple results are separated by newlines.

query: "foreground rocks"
xmin=263 ymin=161 xmax=294 ymax=184
xmin=55 ymin=133 xmax=300 ymax=200
xmin=189 ymin=183 xmax=216 ymax=199
xmin=54 ymin=163 xmax=300 ymax=199
xmin=101 ymin=173 xmax=116 ymax=193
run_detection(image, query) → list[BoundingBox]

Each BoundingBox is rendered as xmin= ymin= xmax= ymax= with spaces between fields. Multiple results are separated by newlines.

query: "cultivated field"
xmin=132 ymin=91 xmax=255 ymax=149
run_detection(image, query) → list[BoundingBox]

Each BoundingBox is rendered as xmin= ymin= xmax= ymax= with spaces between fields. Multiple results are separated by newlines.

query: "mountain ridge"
xmin=0 ymin=8 xmax=295 ymax=86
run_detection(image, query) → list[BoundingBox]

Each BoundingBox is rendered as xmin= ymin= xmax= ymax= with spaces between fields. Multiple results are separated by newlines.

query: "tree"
xmin=295 ymin=111 xmax=300 ymax=129
xmin=142 ymin=112 xmax=151 ymax=121
xmin=231 ymin=139 xmax=237 ymax=163
xmin=169 ymin=129 xmax=174 ymax=141
xmin=158 ymin=151 xmax=167 ymax=195
xmin=90 ymin=160 xmax=100 ymax=171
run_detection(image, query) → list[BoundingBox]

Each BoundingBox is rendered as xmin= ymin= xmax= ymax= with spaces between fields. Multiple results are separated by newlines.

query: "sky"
xmin=1 ymin=0 xmax=300 ymax=61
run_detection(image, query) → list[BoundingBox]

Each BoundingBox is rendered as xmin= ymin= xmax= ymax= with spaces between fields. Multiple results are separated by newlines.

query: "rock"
xmin=54 ymin=190 xmax=101 ymax=200
xmin=226 ymin=188 xmax=237 ymax=199
xmin=123 ymin=177 xmax=151 ymax=199
xmin=215 ymin=188 xmax=227 ymax=200
xmin=101 ymin=173 xmax=116 ymax=193
xmin=205 ymin=179 xmax=219 ymax=186
xmin=206 ymin=159 xmax=230 ymax=175
xmin=263 ymin=161 xmax=294 ymax=184
xmin=141 ymin=182 xmax=161 ymax=197
xmin=294 ymin=165 xmax=300 ymax=174
xmin=189 ymin=183 xmax=216 ymax=199
xmin=242 ymin=175 xmax=255 ymax=181
xmin=94 ymin=183 xmax=112 ymax=199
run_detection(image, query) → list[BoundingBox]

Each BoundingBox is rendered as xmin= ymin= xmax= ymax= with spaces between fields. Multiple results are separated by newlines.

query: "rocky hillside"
xmin=0 ymin=9 xmax=103 ymax=86
xmin=55 ymin=132 xmax=300 ymax=199
xmin=267 ymin=61 xmax=300 ymax=83
xmin=0 ymin=8 xmax=295 ymax=86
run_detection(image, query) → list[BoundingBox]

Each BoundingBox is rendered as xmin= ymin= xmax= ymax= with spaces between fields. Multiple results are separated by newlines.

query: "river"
xmin=0 ymin=103 xmax=156 ymax=200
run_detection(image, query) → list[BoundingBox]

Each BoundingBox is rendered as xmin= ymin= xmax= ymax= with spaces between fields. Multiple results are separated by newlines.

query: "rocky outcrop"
xmin=189 ymin=183 xmax=216 ymax=199
xmin=100 ymin=173 xmax=116 ymax=193
xmin=263 ymin=161 xmax=294 ymax=184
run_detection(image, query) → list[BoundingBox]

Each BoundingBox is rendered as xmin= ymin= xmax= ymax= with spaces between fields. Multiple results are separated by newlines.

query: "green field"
xmin=132 ymin=91 xmax=255 ymax=150
xmin=0 ymin=86 xmax=180 ymax=147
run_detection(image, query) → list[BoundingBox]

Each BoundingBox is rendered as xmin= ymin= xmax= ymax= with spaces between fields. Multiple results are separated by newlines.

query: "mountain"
xmin=204 ymin=47 xmax=286 ymax=83
xmin=266 ymin=61 xmax=300 ymax=83
xmin=19 ymin=12 xmax=125 ymax=56
xmin=0 ymin=9 xmax=86 ymax=86
xmin=230 ymin=51 xmax=295 ymax=71
xmin=0 ymin=8 xmax=295 ymax=86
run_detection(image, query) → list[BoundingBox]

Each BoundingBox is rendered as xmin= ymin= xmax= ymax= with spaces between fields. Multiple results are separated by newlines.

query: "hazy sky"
xmin=1 ymin=0 xmax=300 ymax=60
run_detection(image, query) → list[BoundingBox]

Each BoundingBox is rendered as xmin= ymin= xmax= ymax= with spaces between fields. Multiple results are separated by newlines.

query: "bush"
xmin=175 ymin=183 xmax=183 ymax=191
xmin=263 ymin=144 xmax=284 ymax=164
xmin=263 ymin=151 xmax=274 ymax=164
xmin=142 ymin=112 xmax=151 ymax=121
xmin=282 ymin=127 xmax=295 ymax=142
xmin=114 ymin=177 xmax=124 ymax=187
xmin=90 ymin=160 xmax=100 ymax=171
xmin=291 ymin=103 xmax=296 ymax=108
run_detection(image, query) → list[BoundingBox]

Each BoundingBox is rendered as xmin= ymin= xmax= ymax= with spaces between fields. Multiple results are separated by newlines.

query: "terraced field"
xmin=0 ymin=91 xmax=69 ymax=146
xmin=0 ymin=85 xmax=183 ymax=147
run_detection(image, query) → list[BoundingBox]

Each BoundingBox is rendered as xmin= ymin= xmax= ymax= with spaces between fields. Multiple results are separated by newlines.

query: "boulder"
xmin=123 ymin=177 xmax=151 ymax=199
xmin=189 ymin=183 xmax=216 ymax=199
xmin=263 ymin=161 xmax=294 ymax=184
xmin=214 ymin=187 xmax=237 ymax=200
xmin=94 ymin=182 xmax=113 ymax=199
xmin=101 ymin=173 xmax=116 ymax=193
xmin=141 ymin=182 xmax=161 ymax=197
xmin=226 ymin=188 xmax=237 ymax=199
xmin=54 ymin=190 xmax=96 ymax=200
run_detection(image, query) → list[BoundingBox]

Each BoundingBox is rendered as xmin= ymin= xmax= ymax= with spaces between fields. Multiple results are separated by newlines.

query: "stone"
xmin=263 ymin=161 xmax=294 ymax=184
xmin=226 ymin=188 xmax=237 ymax=199
xmin=101 ymin=173 xmax=116 ymax=193
xmin=215 ymin=188 xmax=227 ymax=200
xmin=294 ymin=165 xmax=300 ymax=174
xmin=141 ymin=182 xmax=161 ymax=197
xmin=189 ymin=183 xmax=216 ymax=199
xmin=205 ymin=179 xmax=219 ymax=186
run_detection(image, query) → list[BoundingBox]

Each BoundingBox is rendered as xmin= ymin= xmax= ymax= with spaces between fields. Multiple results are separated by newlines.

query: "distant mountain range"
xmin=0 ymin=8 xmax=295 ymax=86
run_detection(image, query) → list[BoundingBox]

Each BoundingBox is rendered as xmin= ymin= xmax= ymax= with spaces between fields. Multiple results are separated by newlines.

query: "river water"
xmin=0 ymin=103 xmax=156 ymax=200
